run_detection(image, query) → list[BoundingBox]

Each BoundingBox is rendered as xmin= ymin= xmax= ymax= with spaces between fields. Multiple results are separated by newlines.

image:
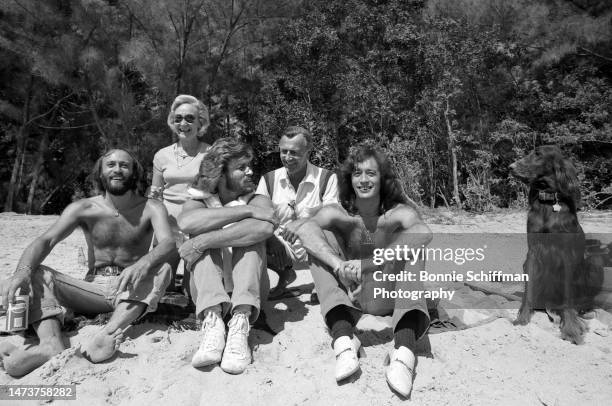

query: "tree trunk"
xmin=87 ymin=85 xmax=107 ymax=142
xmin=39 ymin=182 xmax=67 ymax=214
xmin=26 ymin=132 xmax=49 ymax=214
xmin=428 ymin=154 xmax=435 ymax=209
xmin=16 ymin=146 xmax=27 ymax=200
xmin=444 ymin=97 xmax=461 ymax=208
xmin=450 ymin=146 xmax=460 ymax=207
xmin=4 ymin=74 xmax=34 ymax=212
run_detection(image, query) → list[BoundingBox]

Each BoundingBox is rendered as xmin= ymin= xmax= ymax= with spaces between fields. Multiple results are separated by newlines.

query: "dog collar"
xmin=538 ymin=191 xmax=557 ymax=202
xmin=538 ymin=191 xmax=561 ymax=212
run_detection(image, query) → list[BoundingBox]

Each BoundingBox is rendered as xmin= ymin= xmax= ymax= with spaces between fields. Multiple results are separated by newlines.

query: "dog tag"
xmin=552 ymin=203 xmax=561 ymax=212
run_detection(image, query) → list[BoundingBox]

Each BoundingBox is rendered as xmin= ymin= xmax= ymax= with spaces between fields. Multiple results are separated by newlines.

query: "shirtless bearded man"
xmin=0 ymin=149 xmax=176 ymax=377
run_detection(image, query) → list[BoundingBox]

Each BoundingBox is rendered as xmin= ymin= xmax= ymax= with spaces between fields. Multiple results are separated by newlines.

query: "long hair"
xmin=90 ymin=149 xmax=146 ymax=196
xmin=167 ymin=94 xmax=210 ymax=141
xmin=339 ymin=145 xmax=413 ymax=215
xmin=193 ymin=137 xmax=253 ymax=193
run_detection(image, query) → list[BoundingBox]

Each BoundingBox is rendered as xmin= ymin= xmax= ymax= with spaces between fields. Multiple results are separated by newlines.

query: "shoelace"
xmin=201 ymin=312 xmax=224 ymax=350
xmin=225 ymin=314 xmax=249 ymax=355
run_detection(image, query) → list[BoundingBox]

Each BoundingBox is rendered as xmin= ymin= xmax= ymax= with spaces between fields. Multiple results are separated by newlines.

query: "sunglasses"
xmin=174 ymin=114 xmax=196 ymax=124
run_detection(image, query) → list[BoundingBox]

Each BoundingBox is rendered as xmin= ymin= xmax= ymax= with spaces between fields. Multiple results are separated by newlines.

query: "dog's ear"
xmin=554 ymin=157 xmax=581 ymax=209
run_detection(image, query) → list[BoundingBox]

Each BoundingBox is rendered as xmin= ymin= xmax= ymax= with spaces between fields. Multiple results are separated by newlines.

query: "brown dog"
xmin=510 ymin=145 xmax=599 ymax=344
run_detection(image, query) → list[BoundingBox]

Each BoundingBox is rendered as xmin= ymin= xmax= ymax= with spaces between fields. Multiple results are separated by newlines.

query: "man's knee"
xmin=156 ymin=263 xmax=173 ymax=290
xmin=31 ymin=266 xmax=57 ymax=288
xmin=157 ymin=262 xmax=172 ymax=277
xmin=321 ymin=230 xmax=344 ymax=256
xmin=233 ymin=242 xmax=265 ymax=262
xmin=191 ymin=248 xmax=223 ymax=272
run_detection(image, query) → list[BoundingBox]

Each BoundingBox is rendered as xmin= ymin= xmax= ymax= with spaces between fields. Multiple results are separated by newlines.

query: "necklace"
xmin=174 ymin=144 xmax=199 ymax=168
xmin=359 ymin=220 xmax=375 ymax=244
xmin=107 ymin=200 xmax=120 ymax=217
xmin=106 ymin=196 xmax=127 ymax=217
xmin=105 ymin=194 xmax=144 ymax=218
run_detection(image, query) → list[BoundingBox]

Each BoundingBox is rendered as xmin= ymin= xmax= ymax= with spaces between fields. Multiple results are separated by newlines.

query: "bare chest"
xmin=345 ymin=216 xmax=390 ymax=258
xmin=86 ymin=216 xmax=152 ymax=249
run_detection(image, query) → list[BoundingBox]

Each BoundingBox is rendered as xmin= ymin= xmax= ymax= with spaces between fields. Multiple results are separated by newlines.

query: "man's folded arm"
xmin=390 ymin=205 xmax=433 ymax=248
xmin=189 ymin=195 xmax=275 ymax=251
xmin=296 ymin=204 xmax=347 ymax=271
xmin=360 ymin=205 xmax=433 ymax=275
xmin=177 ymin=198 xmax=253 ymax=235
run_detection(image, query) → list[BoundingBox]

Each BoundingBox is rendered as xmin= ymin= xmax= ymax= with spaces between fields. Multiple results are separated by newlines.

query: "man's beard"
xmin=101 ymin=175 xmax=136 ymax=196
xmin=225 ymin=176 xmax=254 ymax=195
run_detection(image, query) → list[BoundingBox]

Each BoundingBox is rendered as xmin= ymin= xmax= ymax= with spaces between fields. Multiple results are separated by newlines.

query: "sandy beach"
xmin=0 ymin=210 xmax=611 ymax=406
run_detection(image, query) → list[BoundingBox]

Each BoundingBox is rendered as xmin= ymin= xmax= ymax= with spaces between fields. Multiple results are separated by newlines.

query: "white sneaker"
xmin=221 ymin=312 xmax=251 ymax=374
xmin=385 ymin=346 xmax=416 ymax=397
xmin=333 ymin=335 xmax=361 ymax=382
xmin=192 ymin=311 xmax=226 ymax=368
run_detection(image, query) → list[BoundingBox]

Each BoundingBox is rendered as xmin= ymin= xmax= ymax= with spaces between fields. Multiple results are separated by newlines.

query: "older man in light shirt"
xmin=256 ymin=126 xmax=339 ymax=299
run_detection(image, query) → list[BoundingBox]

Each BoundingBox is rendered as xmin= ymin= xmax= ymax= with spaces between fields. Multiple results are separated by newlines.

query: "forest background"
xmin=1 ymin=0 xmax=611 ymax=215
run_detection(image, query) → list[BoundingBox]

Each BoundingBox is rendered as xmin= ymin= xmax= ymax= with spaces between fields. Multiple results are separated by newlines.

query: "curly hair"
xmin=166 ymin=94 xmax=210 ymax=141
xmin=90 ymin=149 xmax=146 ymax=196
xmin=193 ymin=137 xmax=253 ymax=193
xmin=338 ymin=145 xmax=414 ymax=215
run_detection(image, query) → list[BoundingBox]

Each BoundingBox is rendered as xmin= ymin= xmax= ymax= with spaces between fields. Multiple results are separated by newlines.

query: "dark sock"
xmin=326 ymin=306 xmax=354 ymax=346
xmin=394 ymin=313 xmax=420 ymax=351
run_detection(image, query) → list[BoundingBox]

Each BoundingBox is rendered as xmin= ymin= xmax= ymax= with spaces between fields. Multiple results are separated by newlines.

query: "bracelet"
xmin=147 ymin=186 xmax=163 ymax=200
xmin=14 ymin=264 xmax=33 ymax=275
xmin=192 ymin=241 xmax=205 ymax=254
xmin=332 ymin=264 xmax=341 ymax=278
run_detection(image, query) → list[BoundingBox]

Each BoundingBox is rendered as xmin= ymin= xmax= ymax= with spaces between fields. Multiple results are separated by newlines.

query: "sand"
xmin=0 ymin=210 xmax=611 ymax=406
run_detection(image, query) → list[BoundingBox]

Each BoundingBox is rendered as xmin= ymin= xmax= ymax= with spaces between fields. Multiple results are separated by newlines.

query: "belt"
xmin=94 ymin=265 xmax=124 ymax=276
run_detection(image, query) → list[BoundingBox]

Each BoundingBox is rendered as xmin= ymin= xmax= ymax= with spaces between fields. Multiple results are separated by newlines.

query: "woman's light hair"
xmin=193 ymin=137 xmax=253 ymax=193
xmin=167 ymin=94 xmax=210 ymax=140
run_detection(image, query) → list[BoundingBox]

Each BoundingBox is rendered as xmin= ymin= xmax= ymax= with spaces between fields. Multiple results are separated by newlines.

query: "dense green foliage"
xmin=1 ymin=0 xmax=611 ymax=213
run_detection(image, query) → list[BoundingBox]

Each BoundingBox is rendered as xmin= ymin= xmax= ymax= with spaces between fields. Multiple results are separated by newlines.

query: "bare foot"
xmin=0 ymin=340 xmax=65 ymax=377
xmin=0 ymin=341 xmax=18 ymax=370
xmin=82 ymin=328 xmax=125 ymax=363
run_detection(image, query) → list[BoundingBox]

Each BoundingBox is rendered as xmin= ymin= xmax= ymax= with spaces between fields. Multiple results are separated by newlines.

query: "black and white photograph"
xmin=0 ymin=1 xmax=611 ymax=404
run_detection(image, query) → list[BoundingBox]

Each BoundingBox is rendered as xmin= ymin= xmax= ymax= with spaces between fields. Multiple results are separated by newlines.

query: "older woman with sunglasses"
xmin=150 ymin=95 xmax=211 ymax=289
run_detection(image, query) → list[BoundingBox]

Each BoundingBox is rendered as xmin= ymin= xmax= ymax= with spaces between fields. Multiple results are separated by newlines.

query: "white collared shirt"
xmin=255 ymin=162 xmax=339 ymax=259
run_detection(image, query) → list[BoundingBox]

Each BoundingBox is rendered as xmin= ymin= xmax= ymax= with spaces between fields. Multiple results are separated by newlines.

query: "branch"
xmin=24 ymin=92 xmax=76 ymax=127
xmin=11 ymin=0 xmax=43 ymax=23
xmin=223 ymin=38 xmax=265 ymax=58
xmin=578 ymin=46 xmax=612 ymax=63
xmin=209 ymin=0 xmax=251 ymax=86
xmin=37 ymin=123 xmax=96 ymax=130
xmin=120 ymin=3 xmax=161 ymax=55
xmin=167 ymin=7 xmax=181 ymax=40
